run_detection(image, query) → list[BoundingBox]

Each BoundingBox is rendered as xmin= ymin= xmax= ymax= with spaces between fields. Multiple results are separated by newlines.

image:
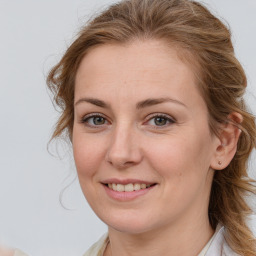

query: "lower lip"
xmin=103 ymin=184 xmax=156 ymax=201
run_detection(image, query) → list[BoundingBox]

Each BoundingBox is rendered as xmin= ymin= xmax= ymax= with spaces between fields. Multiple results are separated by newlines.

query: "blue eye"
xmin=81 ymin=114 xmax=108 ymax=126
xmin=147 ymin=114 xmax=175 ymax=127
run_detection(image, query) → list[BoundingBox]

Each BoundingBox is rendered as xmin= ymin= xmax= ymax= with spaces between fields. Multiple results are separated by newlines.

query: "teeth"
xmin=141 ymin=184 xmax=146 ymax=189
xmin=134 ymin=183 xmax=141 ymax=191
xmin=116 ymin=184 xmax=125 ymax=192
xmin=124 ymin=183 xmax=134 ymax=192
xmin=108 ymin=183 xmax=152 ymax=192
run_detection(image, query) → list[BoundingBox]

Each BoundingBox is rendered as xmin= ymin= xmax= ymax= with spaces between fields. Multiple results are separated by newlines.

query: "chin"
xmin=109 ymin=221 xmax=152 ymax=234
xmin=98 ymin=210 xmax=157 ymax=234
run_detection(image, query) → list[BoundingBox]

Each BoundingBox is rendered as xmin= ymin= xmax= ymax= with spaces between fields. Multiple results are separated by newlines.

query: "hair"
xmin=47 ymin=0 xmax=256 ymax=254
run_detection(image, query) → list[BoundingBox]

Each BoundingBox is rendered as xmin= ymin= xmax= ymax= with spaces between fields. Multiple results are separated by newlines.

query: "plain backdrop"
xmin=0 ymin=0 xmax=255 ymax=255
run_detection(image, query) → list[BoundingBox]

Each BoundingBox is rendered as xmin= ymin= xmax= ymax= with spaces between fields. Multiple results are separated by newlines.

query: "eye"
xmin=146 ymin=114 xmax=175 ymax=127
xmin=81 ymin=114 xmax=109 ymax=127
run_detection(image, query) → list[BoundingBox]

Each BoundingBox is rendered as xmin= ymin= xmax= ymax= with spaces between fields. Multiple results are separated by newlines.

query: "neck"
xmin=105 ymin=213 xmax=214 ymax=256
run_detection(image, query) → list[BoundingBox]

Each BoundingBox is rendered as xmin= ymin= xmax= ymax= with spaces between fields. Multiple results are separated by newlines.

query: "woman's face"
xmin=73 ymin=40 xmax=220 ymax=234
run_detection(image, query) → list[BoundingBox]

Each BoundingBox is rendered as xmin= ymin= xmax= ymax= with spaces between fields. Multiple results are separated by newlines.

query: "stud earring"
xmin=218 ymin=161 xmax=222 ymax=165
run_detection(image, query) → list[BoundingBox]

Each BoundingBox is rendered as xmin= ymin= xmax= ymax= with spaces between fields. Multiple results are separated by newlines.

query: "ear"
xmin=210 ymin=112 xmax=243 ymax=170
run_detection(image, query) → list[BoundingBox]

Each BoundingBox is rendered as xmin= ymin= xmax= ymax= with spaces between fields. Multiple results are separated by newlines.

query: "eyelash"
xmin=80 ymin=113 xmax=108 ymax=128
xmin=80 ymin=113 xmax=176 ymax=129
xmin=145 ymin=113 xmax=176 ymax=128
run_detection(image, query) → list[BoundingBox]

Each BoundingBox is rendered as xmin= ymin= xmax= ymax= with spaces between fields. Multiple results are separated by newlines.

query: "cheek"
xmin=145 ymin=136 xmax=195 ymax=172
xmin=144 ymin=133 xmax=213 ymax=212
xmin=73 ymin=133 xmax=105 ymax=180
xmin=144 ymin=130 xmax=213 ymax=180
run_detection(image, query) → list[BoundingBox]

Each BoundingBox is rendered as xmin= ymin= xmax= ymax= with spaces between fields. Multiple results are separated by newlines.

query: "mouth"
xmin=104 ymin=183 xmax=157 ymax=192
xmin=101 ymin=179 xmax=157 ymax=201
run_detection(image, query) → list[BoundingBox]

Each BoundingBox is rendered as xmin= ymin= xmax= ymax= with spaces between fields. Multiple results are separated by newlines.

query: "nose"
xmin=105 ymin=124 xmax=143 ymax=169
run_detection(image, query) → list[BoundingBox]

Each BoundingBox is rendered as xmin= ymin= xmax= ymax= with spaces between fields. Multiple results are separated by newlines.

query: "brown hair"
xmin=47 ymin=0 xmax=256 ymax=254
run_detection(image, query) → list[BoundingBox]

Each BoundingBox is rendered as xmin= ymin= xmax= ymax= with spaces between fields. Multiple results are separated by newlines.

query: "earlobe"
xmin=210 ymin=112 xmax=243 ymax=170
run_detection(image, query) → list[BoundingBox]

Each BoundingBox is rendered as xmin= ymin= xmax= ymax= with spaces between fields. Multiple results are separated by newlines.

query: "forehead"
xmin=74 ymin=39 xmax=203 ymax=107
xmin=77 ymin=40 xmax=196 ymax=75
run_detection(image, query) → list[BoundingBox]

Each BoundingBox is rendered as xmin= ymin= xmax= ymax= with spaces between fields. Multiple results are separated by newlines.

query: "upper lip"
xmin=101 ymin=178 xmax=156 ymax=185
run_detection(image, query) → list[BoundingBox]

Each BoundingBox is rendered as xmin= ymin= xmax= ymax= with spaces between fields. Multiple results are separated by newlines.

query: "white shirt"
xmin=83 ymin=225 xmax=238 ymax=256
xmin=13 ymin=225 xmax=238 ymax=256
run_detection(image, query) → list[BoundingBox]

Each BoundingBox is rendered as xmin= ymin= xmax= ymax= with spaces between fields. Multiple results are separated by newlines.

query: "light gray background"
xmin=0 ymin=0 xmax=255 ymax=255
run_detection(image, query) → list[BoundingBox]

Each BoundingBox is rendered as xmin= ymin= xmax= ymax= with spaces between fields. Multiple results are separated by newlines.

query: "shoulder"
xmin=83 ymin=233 xmax=109 ymax=256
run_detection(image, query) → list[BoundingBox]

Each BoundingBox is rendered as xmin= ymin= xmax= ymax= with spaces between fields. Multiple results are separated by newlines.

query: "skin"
xmin=0 ymin=246 xmax=14 ymax=256
xmin=73 ymin=39 xmax=236 ymax=256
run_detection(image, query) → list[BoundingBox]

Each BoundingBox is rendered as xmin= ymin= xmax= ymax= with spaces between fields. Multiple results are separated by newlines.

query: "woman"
xmin=18 ymin=0 xmax=256 ymax=255
xmin=46 ymin=0 xmax=256 ymax=255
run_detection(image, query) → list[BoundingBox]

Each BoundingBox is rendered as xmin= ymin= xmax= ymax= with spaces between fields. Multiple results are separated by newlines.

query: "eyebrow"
xmin=136 ymin=98 xmax=187 ymax=109
xmin=75 ymin=97 xmax=110 ymax=108
xmin=75 ymin=97 xmax=187 ymax=109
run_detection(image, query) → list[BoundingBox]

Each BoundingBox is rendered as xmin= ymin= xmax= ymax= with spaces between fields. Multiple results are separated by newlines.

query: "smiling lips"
xmin=107 ymin=183 xmax=154 ymax=192
xmin=102 ymin=180 xmax=157 ymax=200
